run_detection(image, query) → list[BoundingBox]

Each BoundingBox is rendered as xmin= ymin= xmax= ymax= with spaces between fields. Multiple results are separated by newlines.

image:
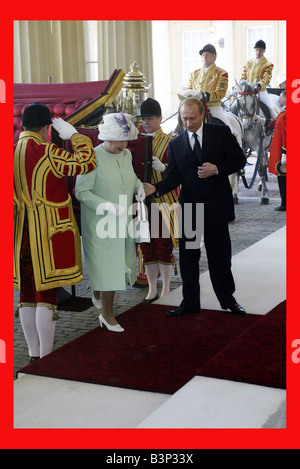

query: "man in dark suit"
xmin=144 ymin=97 xmax=247 ymax=316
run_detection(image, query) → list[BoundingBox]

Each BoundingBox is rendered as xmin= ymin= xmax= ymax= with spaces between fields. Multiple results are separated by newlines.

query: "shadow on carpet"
xmin=18 ymin=301 xmax=286 ymax=394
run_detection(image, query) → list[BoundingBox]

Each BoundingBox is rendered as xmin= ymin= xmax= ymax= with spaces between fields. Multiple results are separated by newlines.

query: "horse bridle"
xmin=237 ymin=89 xmax=260 ymax=119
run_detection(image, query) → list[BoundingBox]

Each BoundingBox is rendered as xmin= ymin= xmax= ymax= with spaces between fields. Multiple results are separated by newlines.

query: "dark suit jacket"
xmin=155 ymin=123 xmax=246 ymax=225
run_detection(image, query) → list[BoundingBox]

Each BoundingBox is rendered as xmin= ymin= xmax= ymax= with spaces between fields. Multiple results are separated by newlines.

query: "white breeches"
xmin=258 ymin=91 xmax=278 ymax=119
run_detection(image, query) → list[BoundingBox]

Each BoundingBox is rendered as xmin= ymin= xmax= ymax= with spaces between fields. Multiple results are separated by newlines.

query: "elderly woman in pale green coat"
xmin=75 ymin=113 xmax=145 ymax=332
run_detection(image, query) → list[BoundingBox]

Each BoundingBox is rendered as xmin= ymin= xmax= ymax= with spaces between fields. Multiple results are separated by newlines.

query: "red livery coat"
xmin=269 ymin=111 xmax=286 ymax=175
xmin=14 ymin=131 xmax=96 ymax=291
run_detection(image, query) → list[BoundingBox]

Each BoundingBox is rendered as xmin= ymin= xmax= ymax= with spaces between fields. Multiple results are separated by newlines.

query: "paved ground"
xmin=13 ymin=159 xmax=286 ymax=378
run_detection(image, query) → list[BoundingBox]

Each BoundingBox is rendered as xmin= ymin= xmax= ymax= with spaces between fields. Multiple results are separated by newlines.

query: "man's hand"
xmin=197 ymin=163 xmax=218 ymax=178
xmin=52 ymin=118 xmax=77 ymax=140
xmin=143 ymin=182 xmax=156 ymax=196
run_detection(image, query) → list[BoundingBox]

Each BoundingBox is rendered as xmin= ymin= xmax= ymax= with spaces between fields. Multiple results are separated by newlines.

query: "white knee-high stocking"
xmin=159 ymin=263 xmax=173 ymax=297
xmin=35 ymin=305 xmax=56 ymax=358
xmin=144 ymin=263 xmax=160 ymax=300
xmin=19 ymin=306 xmax=40 ymax=358
xmin=19 ymin=305 xmax=56 ymax=358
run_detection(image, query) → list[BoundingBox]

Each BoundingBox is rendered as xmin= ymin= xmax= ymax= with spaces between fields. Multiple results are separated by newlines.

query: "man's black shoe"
xmin=223 ymin=302 xmax=246 ymax=316
xmin=166 ymin=306 xmax=199 ymax=317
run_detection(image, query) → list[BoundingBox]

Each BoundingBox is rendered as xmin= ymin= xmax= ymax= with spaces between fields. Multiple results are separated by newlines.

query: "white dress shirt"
xmin=187 ymin=125 xmax=203 ymax=150
xmin=203 ymin=63 xmax=213 ymax=74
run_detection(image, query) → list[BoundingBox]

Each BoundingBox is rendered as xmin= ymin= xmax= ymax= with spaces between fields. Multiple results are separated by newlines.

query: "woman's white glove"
xmin=52 ymin=118 xmax=78 ymax=140
xmin=105 ymin=201 xmax=126 ymax=218
xmin=135 ymin=186 xmax=146 ymax=202
xmin=152 ymin=156 xmax=166 ymax=172
xmin=281 ymin=152 xmax=286 ymax=165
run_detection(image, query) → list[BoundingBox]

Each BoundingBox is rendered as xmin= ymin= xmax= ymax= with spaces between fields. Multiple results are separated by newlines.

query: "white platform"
xmin=14 ymin=227 xmax=286 ymax=429
xmin=137 ymin=376 xmax=286 ymax=429
xmin=155 ymin=226 xmax=286 ymax=315
xmin=14 ymin=375 xmax=169 ymax=429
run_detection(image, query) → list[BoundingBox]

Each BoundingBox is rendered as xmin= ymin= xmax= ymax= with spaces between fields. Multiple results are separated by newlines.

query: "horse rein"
xmin=200 ymin=98 xmax=212 ymax=123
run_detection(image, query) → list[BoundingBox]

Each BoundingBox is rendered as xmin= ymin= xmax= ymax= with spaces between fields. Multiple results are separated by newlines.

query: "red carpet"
xmin=196 ymin=301 xmax=286 ymax=389
xmin=18 ymin=302 xmax=285 ymax=394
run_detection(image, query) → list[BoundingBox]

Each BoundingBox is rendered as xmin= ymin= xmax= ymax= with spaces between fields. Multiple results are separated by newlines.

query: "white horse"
xmin=228 ymin=80 xmax=275 ymax=205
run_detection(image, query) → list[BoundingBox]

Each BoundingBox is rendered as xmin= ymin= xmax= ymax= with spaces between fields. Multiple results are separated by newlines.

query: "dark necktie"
xmin=193 ymin=132 xmax=203 ymax=165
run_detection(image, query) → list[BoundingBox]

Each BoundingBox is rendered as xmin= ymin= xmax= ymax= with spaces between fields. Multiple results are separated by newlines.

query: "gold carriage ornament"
xmin=118 ymin=62 xmax=151 ymax=125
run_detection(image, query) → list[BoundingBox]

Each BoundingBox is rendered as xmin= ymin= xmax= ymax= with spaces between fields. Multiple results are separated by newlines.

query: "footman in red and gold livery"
xmin=14 ymin=103 xmax=96 ymax=362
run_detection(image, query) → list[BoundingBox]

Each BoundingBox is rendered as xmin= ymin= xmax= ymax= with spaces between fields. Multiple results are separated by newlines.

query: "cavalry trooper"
xmin=188 ymin=43 xmax=242 ymax=202
xmin=241 ymin=39 xmax=277 ymax=119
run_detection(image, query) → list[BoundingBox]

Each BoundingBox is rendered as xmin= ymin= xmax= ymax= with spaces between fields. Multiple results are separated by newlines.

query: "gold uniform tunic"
xmin=149 ymin=128 xmax=179 ymax=249
xmin=241 ymin=56 xmax=273 ymax=92
xmin=187 ymin=63 xmax=228 ymax=106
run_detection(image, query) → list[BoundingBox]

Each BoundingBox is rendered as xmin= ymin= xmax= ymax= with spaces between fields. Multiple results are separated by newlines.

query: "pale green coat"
xmin=75 ymin=144 xmax=143 ymax=291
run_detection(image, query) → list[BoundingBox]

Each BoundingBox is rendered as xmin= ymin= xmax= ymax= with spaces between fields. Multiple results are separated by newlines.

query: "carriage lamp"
xmin=118 ymin=62 xmax=151 ymax=126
